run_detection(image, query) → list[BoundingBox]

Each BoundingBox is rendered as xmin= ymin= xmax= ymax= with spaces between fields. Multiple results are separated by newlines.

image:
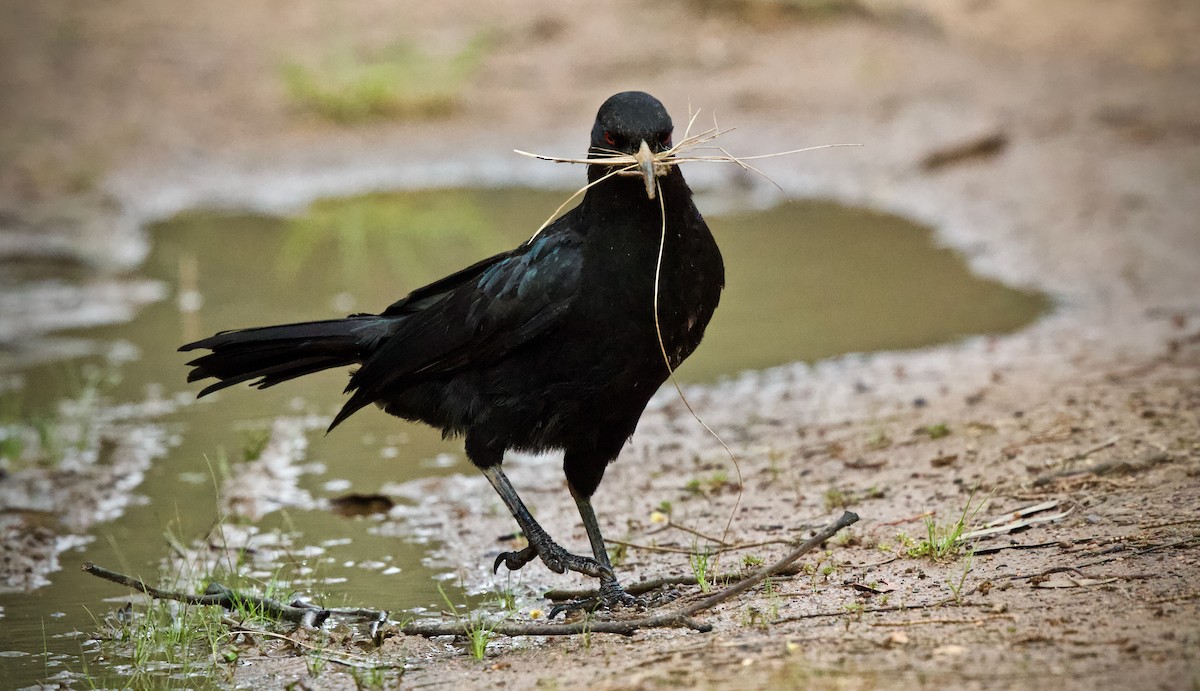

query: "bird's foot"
xmin=493 ymin=533 xmax=610 ymax=580
xmin=549 ymin=580 xmax=641 ymax=619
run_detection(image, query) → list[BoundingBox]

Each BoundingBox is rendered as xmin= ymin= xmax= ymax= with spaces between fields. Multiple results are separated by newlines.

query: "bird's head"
xmin=590 ymin=91 xmax=675 ymax=199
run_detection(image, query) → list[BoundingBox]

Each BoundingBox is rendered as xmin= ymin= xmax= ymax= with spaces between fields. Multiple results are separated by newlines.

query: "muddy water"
xmin=0 ymin=188 xmax=1046 ymax=686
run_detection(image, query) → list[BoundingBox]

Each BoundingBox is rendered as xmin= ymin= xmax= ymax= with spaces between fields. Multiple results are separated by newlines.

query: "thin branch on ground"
xmin=973 ymin=540 xmax=1061 ymax=555
xmin=661 ymin=519 xmax=734 ymax=546
xmin=1000 ymin=536 xmax=1200 ymax=580
xmin=603 ymin=539 xmax=698 ymax=555
xmin=604 ymin=536 xmax=797 ymax=557
xmin=402 ymin=510 xmax=857 ymax=637
xmin=848 ymin=555 xmax=899 ymax=569
xmin=84 ymin=511 xmax=859 ymax=640
xmin=878 ymin=511 xmax=935 ymax=527
xmin=867 ymin=615 xmax=1015 ymax=627
xmin=1139 ymin=517 xmax=1200 ymax=530
xmin=1032 ymin=451 xmax=1171 ymax=487
xmin=772 ymin=596 xmax=967 ymax=624
xmin=222 ymin=623 xmax=404 ymax=670
xmin=543 ymin=563 xmax=805 ymax=601
xmin=1143 ymin=591 xmax=1200 ymax=605
xmin=81 ymin=561 xmax=387 ymax=628
xmin=1072 ymin=435 xmax=1122 ymax=460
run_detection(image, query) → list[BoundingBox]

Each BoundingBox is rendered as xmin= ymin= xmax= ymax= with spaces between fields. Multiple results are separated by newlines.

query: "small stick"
xmin=222 ymin=626 xmax=403 ymax=670
xmin=543 ymin=563 xmax=805 ymax=601
xmin=604 ymin=536 xmax=796 ymax=557
xmin=403 ymin=511 xmax=858 ymax=637
xmin=1140 ymin=517 xmax=1200 ymax=530
xmin=81 ymin=562 xmax=330 ymax=626
xmin=83 ymin=512 xmax=859 ymax=640
xmin=773 ymin=596 xmax=962 ymax=624
xmin=973 ymin=540 xmax=1061 ymax=556
xmin=80 ymin=562 xmax=390 ymax=628
xmin=878 ymin=510 xmax=935 ymax=527
xmin=957 ymin=509 xmax=1073 ymax=541
xmin=1032 ymin=451 xmax=1171 ymax=486
xmin=868 ymin=615 xmax=1014 ymax=627
xmin=998 ymin=537 xmax=1200 ymax=580
xmin=1071 ymin=435 xmax=1121 ymax=460
xmin=663 ymin=519 xmax=734 ymax=546
xmin=848 ymin=555 xmax=899 ymax=569
xmin=982 ymin=500 xmax=1060 ymax=527
xmin=604 ymin=539 xmax=696 ymax=556
xmin=1142 ymin=592 xmax=1200 ymax=606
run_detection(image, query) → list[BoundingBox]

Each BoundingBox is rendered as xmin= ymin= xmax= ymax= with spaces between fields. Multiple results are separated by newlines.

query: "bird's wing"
xmin=328 ymin=224 xmax=582 ymax=429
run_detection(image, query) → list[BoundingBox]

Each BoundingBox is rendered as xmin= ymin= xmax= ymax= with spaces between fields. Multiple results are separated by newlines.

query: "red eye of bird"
xmin=660 ymin=129 xmax=673 ymax=148
xmin=603 ymin=130 xmax=616 ymax=146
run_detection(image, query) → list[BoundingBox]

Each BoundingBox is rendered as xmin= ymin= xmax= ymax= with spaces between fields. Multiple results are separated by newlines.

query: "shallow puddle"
xmin=0 ymin=188 xmax=1046 ymax=686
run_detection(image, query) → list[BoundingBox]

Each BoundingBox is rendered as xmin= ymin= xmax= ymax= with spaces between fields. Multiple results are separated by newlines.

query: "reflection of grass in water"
xmin=279 ymin=191 xmax=512 ymax=290
xmin=281 ymin=35 xmax=490 ymax=124
xmin=0 ymin=365 xmax=117 ymax=472
xmin=84 ymin=598 xmax=231 ymax=689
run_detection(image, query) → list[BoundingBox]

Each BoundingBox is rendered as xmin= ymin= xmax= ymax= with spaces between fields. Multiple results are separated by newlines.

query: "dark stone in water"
xmin=329 ymin=493 xmax=395 ymax=517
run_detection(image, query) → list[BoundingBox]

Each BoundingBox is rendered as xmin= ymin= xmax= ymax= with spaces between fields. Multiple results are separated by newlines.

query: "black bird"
xmin=180 ymin=91 xmax=725 ymax=608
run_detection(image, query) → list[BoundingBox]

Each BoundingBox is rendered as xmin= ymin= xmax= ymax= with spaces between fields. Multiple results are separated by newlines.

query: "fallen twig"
xmin=543 ymin=563 xmax=805 ymax=601
xmin=84 ymin=512 xmax=859 ymax=640
xmin=1071 ymin=536 xmax=1198 ymax=570
xmin=848 ymin=555 xmax=899 ymax=569
xmin=1032 ymin=451 xmax=1171 ymax=487
xmin=605 ymin=536 xmax=797 ymax=557
xmin=982 ymin=500 xmax=1061 ymax=527
xmin=868 ymin=615 xmax=1013 ymax=627
xmin=660 ymin=518 xmax=732 ymax=546
xmin=1140 ymin=517 xmax=1200 ymax=530
xmin=403 ymin=511 xmax=859 ymax=637
xmin=958 ymin=509 xmax=1073 ymax=542
xmin=83 ymin=563 xmax=384 ymax=628
xmin=1072 ymin=435 xmax=1122 ymax=460
xmin=973 ymin=540 xmax=1062 ymax=556
xmin=223 ymin=625 xmax=404 ymax=670
xmin=878 ymin=511 xmax=935 ymax=527
xmin=1143 ymin=591 xmax=1200 ymax=606
xmin=1001 ymin=537 xmax=1200 ymax=581
xmin=773 ymin=597 xmax=963 ymax=624
xmin=920 ymin=131 xmax=1008 ymax=171
xmin=81 ymin=562 xmax=339 ymax=627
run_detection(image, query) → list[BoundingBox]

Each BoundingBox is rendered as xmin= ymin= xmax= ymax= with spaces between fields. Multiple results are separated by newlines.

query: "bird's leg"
xmin=547 ymin=487 xmax=642 ymax=618
xmin=481 ymin=465 xmax=609 ymax=580
xmin=567 ymin=484 xmax=639 ymax=609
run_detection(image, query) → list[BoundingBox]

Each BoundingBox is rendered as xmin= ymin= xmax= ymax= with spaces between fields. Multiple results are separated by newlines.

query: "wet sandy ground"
xmin=2 ymin=0 xmax=1199 ymax=688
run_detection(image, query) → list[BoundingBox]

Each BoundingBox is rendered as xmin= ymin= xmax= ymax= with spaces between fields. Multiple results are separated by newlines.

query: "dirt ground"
xmin=2 ymin=0 xmax=1199 ymax=689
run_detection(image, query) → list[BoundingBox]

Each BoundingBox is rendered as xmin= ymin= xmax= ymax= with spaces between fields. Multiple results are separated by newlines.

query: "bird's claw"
xmin=493 ymin=536 xmax=609 ymax=579
xmin=493 ymin=545 xmax=538 ymax=574
xmin=549 ymin=581 xmax=641 ymax=619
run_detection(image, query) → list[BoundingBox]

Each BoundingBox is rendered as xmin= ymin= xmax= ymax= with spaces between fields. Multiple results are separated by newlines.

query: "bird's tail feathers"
xmin=180 ymin=317 xmax=390 ymax=398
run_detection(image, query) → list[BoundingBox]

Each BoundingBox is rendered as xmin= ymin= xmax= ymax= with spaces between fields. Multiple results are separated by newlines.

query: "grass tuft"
xmin=917 ymin=423 xmax=951 ymax=439
xmin=438 ymin=583 xmax=510 ymax=661
xmin=281 ymin=35 xmax=490 ymax=124
xmin=689 ymin=546 xmax=714 ymax=593
xmin=902 ymin=490 xmax=989 ymax=561
xmin=88 ymin=597 xmax=233 ymax=688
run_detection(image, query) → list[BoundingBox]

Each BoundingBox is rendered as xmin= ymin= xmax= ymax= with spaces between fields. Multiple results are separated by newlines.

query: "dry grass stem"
xmin=518 ymin=111 xmax=859 ymax=568
xmin=516 ymin=110 xmax=859 ymax=195
xmin=650 ymin=175 xmax=744 ymax=563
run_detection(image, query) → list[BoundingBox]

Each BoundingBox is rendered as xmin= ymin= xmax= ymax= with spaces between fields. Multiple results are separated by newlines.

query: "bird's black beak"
xmin=633 ymin=140 xmax=657 ymax=200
